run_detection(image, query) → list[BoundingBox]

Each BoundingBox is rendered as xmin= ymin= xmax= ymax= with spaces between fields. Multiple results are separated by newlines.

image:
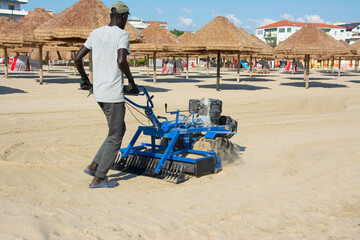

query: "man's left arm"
xmin=118 ymin=48 xmax=138 ymax=93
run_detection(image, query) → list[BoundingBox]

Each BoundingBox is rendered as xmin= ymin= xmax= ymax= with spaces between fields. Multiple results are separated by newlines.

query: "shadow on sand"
xmin=143 ymin=77 xmax=203 ymax=83
xmin=348 ymin=80 xmax=360 ymax=84
xmin=197 ymin=83 xmax=270 ymax=91
xmin=281 ymin=82 xmax=348 ymax=88
xmin=0 ymin=86 xmax=27 ymax=95
xmin=223 ymin=77 xmax=275 ymax=82
xmin=140 ymin=85 xmax=171 ymax=93
xmin=35 ymin=77 xmax=81 ymax=84
xmin=287 ymin=77 xmax=334 ymax=81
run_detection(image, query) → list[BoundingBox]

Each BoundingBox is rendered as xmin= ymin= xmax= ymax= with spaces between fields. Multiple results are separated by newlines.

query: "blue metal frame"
xmin=120 ymin=85 xmax=234 ymax=174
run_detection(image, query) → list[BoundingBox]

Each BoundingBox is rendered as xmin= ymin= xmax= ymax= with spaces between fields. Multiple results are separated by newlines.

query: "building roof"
xmin=335 ymin=22 xmax=360 ymax=31
xmin=257 ymin=20 xmax=343 ymax=29
xmin=144 ymin=21 xmax=167 ymax=25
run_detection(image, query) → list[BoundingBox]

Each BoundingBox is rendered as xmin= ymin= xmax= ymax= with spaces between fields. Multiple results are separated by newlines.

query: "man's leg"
xmin=94 ymin=102 xmax=126 ymax=179
xmin=86 ymin=102 xmax=106 ymax=173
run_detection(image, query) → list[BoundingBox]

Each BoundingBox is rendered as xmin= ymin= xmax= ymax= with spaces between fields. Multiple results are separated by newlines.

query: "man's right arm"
xmin=74 ymin=46 xmax=90 ymax=79
xmin=75 ymin=46 xmax=92 ymax=91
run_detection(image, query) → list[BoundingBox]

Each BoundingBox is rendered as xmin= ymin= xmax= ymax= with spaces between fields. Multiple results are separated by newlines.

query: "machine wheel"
xmin=192 ymin=136 xmax=238 ymax=165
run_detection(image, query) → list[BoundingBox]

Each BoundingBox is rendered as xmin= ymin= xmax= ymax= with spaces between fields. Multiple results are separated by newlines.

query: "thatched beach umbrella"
xmin=182 ymin=16 xmax=259 ymax=90
xmin=0 ymin=16 xmax=15 ymax=34
xmin=237 ymin=29 xmax=274 ymax=79
xmin=132 ymin=22 xmax=180 ymax=82
xmin=0 ymin=9 xmax=53 ymax=81
xmin=34 ymin=0 xmax=144 ymax=44
xmin=333 ymin=40 xmax=355 ymax=75
xmin=274 ymin=23 xmax=348 ymax=89
xmin=350 ymin=40 xmax=360 ymax=71
xmin=0 ymin=17 xmax=16 ymax=58
xmin=33 ymin=0 xmax=144 ymax=81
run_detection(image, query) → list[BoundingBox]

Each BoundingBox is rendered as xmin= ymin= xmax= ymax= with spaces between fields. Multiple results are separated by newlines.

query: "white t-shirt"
xmin=84 ymin=26 xmax=130 ymax=103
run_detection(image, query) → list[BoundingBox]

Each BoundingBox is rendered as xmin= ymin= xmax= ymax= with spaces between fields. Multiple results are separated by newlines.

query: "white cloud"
xmin=280 ymin=13 xmax=294 ymax=21
xmin=248 ymin=18 xmax=276 ymax=27
xmin=304 ymin=14 xmax=324 ymax=23
xmin=244 ymin=25 xmax=252 ymax=29
xmin=296 ymin=17 xmax=305 ymax=22
xmin=181 ymin=8 xmax=192 ymax=14
xmin=178 ymin=16 xmax=195 ymax=28
xmin=226 ymin=14 xmax=242 ymax=26
xmin=156 ymin=8 xmax=163 ymax=15
xmin=297 ymin=15 xmax=329 ymax=23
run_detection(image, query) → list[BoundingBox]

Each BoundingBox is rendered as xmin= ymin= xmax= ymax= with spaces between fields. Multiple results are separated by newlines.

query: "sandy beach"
xmin=0 ymin=65 xmax=359 ymax=239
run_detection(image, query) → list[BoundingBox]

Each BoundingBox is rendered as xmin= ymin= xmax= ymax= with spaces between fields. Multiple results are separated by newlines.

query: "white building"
xmin=255 ymin=20 xmax=346 ymax=47
xmin=334 ymin=22 xmax=360 ymax=44
xmin=128 ymin=18 xmax=168 ymax=31
xmin=0 ymin=0 xmax=28 ymax=21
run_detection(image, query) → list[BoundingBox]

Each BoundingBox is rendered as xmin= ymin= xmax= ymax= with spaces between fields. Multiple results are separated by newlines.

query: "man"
xmin=74 ymin=1 xmax=138 ymax=188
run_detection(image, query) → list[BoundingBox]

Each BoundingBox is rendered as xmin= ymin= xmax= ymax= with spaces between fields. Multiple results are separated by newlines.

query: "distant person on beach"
xmin=74 ymin=1 xmax=139 ymax=188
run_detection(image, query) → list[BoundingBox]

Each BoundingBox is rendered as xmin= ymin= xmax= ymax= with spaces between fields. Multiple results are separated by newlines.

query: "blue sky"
xmin=25 ymin=0 xmax=360 ymax=33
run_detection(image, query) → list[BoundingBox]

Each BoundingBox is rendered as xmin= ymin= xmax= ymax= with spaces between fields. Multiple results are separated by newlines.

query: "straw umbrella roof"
xmin=274 ymin=23 xmax=348 ymax=57
xmin=335 ymin=40 xmax=356 ymax=59
xmin=132 ymin=22 xmax=180 ymax=53
xmin=34 ymin=0 xmax=144 ymax=44
xmin=350 ymin=40 xmax=360 ymax=56
xmin=0 ymin=8 xmax=53 ymax=46
xmin=248 ymin=34 xmax=274 ymax=58
xmin=178 ymin=32 xmax=193 ymax=42
xmin=182 ymin=16 xmax=259 ymax=54
xmin=0 ymin=17 xmax=15 ymax=32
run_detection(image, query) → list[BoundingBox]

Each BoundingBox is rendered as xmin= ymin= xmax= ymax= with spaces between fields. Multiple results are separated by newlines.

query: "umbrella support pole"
xmin=331 ymin=56 xmax=335 ymax=74
xmin=355 ymin=59 xmax=359 ymax=72
xmin=146 ymin=54 xmax=149 ymax=76
xmin=4 ymin=47 xmax=8 ymax=79
xmin=186 ymin=54 xmax=189 ymax=79
xmin=39 ymin=45 xmax=43 ymax=85
xmin=305 ymin=54 xmax=310 ymax=89
xmin=249 ymin=55 xmax=253 ymax=78
xmin=237 ymin=54 xmax=240 ymax=82
xmin=216 ymin=51 xmax=221 ymax=91
xmin=207 ymin=56 xmax=210 ymax=75
xmin=47 ymin=60 xmax=50 ymax=73
xmin=153 ymin=52 xmax=157 ymax=83
xmin=292 ymin=58 xmax=295 ymax=74
xmin=327 ymin=59 xmax=329 ymax=72
xmin=338 ymin=57 xmax=341 ymax=77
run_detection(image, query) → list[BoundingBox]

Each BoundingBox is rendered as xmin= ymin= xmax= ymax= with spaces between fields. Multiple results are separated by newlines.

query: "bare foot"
xmin=87 ymin=161 xmax=98 ymax=172
xmin=90 ymin=176 xmax=104 ymax=187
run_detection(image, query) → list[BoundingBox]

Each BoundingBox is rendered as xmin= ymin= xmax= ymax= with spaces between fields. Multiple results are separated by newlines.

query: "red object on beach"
xmin=162 ymin=63 xmax=167 ymax=73
xmin=10 ymin=58 xmax=17 ymax=71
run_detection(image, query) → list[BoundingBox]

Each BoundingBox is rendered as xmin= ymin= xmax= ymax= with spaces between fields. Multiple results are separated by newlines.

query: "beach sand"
xmin=1 ymin=65 xmax=359 ymax=239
